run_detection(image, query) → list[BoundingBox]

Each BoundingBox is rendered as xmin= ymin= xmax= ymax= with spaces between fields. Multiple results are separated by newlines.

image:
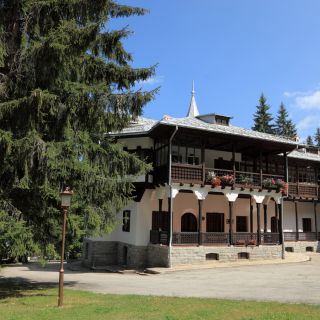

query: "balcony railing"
xmin=169 ymin=163 xmax=319 ymax=198
xmin=151 ymin=231 xmax=280 ymax=246
xmin=288 ymin=183 xmax=318 ymax=198
xmin=284 ymin=232 xmax=318 ymax=241
xmin=171 ymin=164 xmax=284 ymax=189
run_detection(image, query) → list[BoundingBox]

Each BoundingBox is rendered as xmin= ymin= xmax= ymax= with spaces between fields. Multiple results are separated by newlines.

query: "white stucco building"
xmin=83 ymin=84 xmax=320 ymax=268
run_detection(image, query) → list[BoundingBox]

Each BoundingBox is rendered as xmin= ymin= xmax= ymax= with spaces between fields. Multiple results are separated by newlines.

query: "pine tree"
xmin=0 ymin=1 xmax=156 ymax=258
xmin=252 ymin=94 xmax=275 ymax=134
xmin=306 ymin=136 xmax=314 ymax=146
xmin=314 ymin=128 xmax=320 ymax=147
xmin=275 ymin=102 xmax=297 ymax=138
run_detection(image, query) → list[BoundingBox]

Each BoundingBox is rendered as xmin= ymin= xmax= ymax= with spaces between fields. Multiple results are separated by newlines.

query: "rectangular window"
xmin=236 ymin=216 xmax=248 ymax=232
xmin=302 ymin=218 xmax=312 ymax=232
xmin=122 ymin=210 xmax=131 ymax=232
xmin=152 ymin=211 xmax=169 ymax=231
xmin=206 ymin=213 xmax=224 ymax=232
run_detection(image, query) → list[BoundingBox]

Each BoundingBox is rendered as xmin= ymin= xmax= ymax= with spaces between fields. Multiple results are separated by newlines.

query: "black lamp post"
xmin=58 ymin=187 xmax=73 ymax=307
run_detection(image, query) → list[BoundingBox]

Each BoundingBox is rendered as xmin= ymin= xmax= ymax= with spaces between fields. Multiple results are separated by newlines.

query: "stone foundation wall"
xmin=147 ymin=244 xmax=169 ymax=267
xmin=117 ymin=242 xmax=148 ymax=268
xmin=82 ymin=239 xmax=117 ymax=268
xmin=284 ymin=241 xmax=320 ymax=253
xmin=170 ymin=245 xmax=282 ymax=266
xmin=82 ymin=239 xmax=149 ymax=268
xmin=83 ymin=240 xmax=289 ymax=268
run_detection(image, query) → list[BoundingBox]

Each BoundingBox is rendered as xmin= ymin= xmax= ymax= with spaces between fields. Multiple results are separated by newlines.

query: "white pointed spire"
xmin=187 ymin=80 xmax=199 ymax=117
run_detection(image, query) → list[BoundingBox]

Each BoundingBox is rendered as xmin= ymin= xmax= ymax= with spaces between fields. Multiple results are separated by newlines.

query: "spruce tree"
xmin=306 ymin=136 xmax=314 ymax=146
xmin=275 ymin=102 xmax=297 ymax=138
xmin=314 ymin=128 xmax=320 ymax=147
xmin=0 ymin=1 xmax=156 ymax=258
xmin=252 ymin=94 xmax=274 ymax=134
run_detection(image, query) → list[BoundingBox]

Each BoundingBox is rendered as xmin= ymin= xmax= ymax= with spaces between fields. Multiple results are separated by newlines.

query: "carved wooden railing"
xmin=150 ymin=230 xmax=169 ymax=245
xmin=172 ymin=232 xmax=198 ymax=244
xmin=288 ymin=182 xmax=318 ymax=198
xmin=201 ymin=232 xmax=229 ymax=245
xmin=284 ymin=232 xmax=317 ymax=241
xmin=151 ymin=231 xmax=280 ymax=246
xmin=171 ymin=163 xmax=203 ymax=184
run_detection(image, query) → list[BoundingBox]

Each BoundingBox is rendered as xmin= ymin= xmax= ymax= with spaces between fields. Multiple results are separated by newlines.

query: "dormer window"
xmin=216 ymin=117 xmax=228 ymax=125
xmin=196 ymin=113 xmax=232 ymax=126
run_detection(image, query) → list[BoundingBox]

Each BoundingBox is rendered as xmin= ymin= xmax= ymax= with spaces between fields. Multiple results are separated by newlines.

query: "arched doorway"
xmin=271 ymin=216 xmax=278 ymax=233
xmin=181 ymin=212 xmax=197 ymax=232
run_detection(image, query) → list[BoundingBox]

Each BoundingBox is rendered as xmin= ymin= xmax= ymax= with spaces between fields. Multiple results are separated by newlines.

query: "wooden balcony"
xmin=150 ymin=231 xmax=280 ymax=246
xmin=288 ymin=182 xmax=319 ymax=199
xmin=169 ymin=163 xmax=319 ymax=198
xmin=171 ymin=164 xmax=284 ymax=190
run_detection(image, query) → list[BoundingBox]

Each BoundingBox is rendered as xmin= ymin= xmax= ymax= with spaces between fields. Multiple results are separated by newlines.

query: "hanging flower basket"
xmin=238 ymin=174 xmax=253 ymax=187
xmin=262 ymin=178 xmax=286 ymax=192
xmin=206 ymin=171 xmax=221 ymax=187
xmin=206 ymin=171 xmax=220 ymax=188
xmin=220 ymin=175 xmax=234 ymax=187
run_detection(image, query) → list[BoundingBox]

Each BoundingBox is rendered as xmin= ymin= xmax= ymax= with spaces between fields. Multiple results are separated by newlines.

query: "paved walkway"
xmin=146 ymin=252 xmax=310 ymax=274
xmin=1 ymin=253 xmax=320 ymax=304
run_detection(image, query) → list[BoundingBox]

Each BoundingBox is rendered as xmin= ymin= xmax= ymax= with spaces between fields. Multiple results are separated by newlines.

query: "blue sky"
xmin=112 ymin=1 xmax=320 ymax=142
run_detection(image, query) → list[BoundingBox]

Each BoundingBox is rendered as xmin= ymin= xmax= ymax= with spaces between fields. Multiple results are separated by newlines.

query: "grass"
xmin=0 ymin=287 xmax=320 ymax=320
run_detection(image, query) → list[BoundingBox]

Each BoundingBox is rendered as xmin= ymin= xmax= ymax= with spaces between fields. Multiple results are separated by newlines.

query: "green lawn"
xmin=0 ymin=287 xmax=320 ymax=320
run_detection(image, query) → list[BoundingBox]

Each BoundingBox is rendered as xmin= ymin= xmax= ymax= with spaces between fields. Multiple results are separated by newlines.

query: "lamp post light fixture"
xmin=58 ymin=187 xmax=73 ymax=307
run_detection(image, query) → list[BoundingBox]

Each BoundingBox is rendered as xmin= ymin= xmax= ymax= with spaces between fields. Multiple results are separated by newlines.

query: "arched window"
xmin=181 ymin=212 xmax=197 ymax=232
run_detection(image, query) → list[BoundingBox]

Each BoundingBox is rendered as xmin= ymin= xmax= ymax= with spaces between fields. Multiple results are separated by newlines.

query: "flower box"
xmin=220 ymin=175 xmax=235 ymax=187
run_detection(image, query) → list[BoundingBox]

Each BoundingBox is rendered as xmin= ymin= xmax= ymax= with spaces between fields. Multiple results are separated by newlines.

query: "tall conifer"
xmin=275 ymin=102 xmax=297 ymax=138
xmin=314 ymin=128 xmax=320 ymax=147
xmin=0 ymin=0 xmax=156 ymax=257
xmin=306 ymin=136 xmax=314 ymax=146
xmin=252 ymin=94 xmax=274 ymax=134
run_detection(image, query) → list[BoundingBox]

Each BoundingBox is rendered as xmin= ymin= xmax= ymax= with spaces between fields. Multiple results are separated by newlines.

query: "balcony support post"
xmin=296 ymin=165 xmax=300 ymax=197
xmin=259 ymin=151 xmax=263 ymax=188
xmin=228 ymin=201 xmax=234 ymax=245
xmin=314 ymin=200 xmax=318 ymax=241
xmin=295 ymin=200 xmax=299 ymax=241
xmin=250 ymin=197 xmax=253 ymax=233
xmin=263 ymin=204 xmax=268 ymax=233
xmin=198 ymin=199 xmax=203 ymax=245
xmin=274 ymin=201 xmax=278 ymax=233
xmin=278 ymin=203 xmax=283 ymax=245
xmin=232 ymin=144 xmax=236 ymax=182
xmin=283 ymin=152 xmax=288 ymax=183
xmin=158 ymin=199 xmax=163 ymax=231
xmin=256 ymin=203 xmax=261 ymax=245
xmin=167 ymin=197 xmax=171 ymax=246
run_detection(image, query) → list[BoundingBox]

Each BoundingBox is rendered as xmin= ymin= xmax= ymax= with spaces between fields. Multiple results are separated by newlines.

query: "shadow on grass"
xmin=0 ymin=275 xmax=77 ymax=300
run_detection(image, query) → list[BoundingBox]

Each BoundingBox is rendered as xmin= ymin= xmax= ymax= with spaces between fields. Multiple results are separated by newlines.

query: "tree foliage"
xmin=275 ymin=102 xmax=297 ymax=138
xmin=0 ymin=0 xmax=155 ymax=258
xmin=314 ymin=128 xmax=320 ymax=147
xmin=306 ymin=135 xmax=314 ymax=146
xmin=252 ymin=94 xmax=274 ymax=134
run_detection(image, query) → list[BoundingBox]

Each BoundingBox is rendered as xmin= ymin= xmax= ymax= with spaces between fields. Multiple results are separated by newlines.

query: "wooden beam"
xmin=263 ymin=204 xmax=268 ymax=233
xmin=314 ymin=201 xmax=318 ymax=241
xmin=257 ymin=203 xmax=261 ymax=245
xmin=198 ymin=200 xmax=203 ymax=245
xmin=295 ymin=201 xmax=299 ymax=241
xmin=228 ymin=201 xmax=234 ymax=245
xmin=250 ymin=197 xmax=253 ymax=233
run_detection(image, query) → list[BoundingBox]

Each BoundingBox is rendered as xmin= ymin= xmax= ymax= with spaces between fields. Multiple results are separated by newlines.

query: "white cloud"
xmin=138 ymin=75 xmax=164 ymax=85
xmin=295 ymin=90 xmax=320 ymax=110
xmin=283 ymin=90 xmax=311 ymax=98
xmin=297 ymin=115 xmax=320 ymax=130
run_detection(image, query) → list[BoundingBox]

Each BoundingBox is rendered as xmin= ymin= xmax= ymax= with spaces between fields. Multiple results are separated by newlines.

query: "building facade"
xmin=83 ymin=86 xmax=320 ymax=268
